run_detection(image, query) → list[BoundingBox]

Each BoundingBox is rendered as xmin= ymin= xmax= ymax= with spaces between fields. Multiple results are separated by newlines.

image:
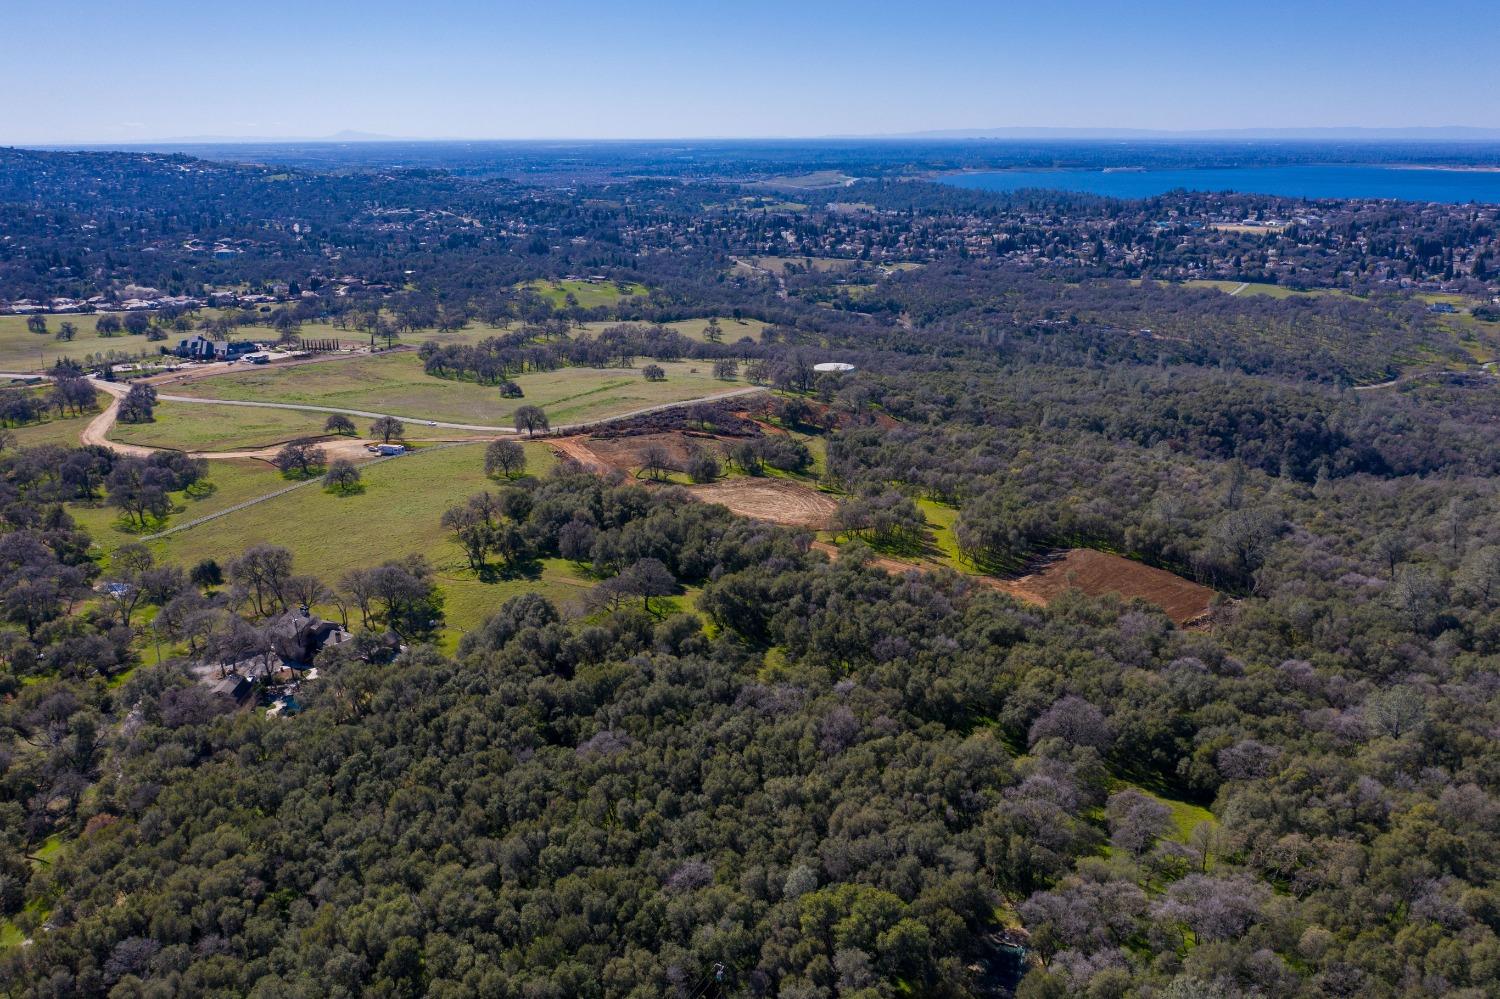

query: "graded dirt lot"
xmin=811 ymin=540 xmax=1216 ymax=626
xmin=1003 ymin=548 xmax=1216 ymax=626
xmin=691 ymin=478 xmax=839 ymax=529
xmin=549 ymin=436 xmax=614 ymax=474
xmin=581 ymin=431 xmax=723 ymax=472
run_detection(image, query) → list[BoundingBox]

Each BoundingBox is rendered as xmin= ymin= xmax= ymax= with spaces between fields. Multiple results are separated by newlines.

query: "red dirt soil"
xmin=1002 ymin=549 xmax=1216 ymax=627
xmin=560 ymin=432 xmax=1217 ymax=626
xmin=583 ymin=431 xmax=717 ymax=472
xmin=550 ymin=436 xmax=615 ymax=474
xmin=700 ymin=477 xmax=1215 ymax=626
xmin=810 ymin=542 xmax=1215 ymax=626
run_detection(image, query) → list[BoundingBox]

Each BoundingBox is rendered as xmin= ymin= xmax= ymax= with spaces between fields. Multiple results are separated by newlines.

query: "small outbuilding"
xmin=812 ymin=362 xmax=856 ymax=374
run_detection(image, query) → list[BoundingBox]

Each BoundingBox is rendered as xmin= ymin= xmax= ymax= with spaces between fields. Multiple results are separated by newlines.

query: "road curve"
xmin=3 ymin=372 xmax=766 ymax=460
xmin=147 ymin=384 xmax=766 ymax=435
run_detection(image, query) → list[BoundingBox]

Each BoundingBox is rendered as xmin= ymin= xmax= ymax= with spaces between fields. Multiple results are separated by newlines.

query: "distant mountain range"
xmin=882 ymin=126 xmax=1500 ymax=141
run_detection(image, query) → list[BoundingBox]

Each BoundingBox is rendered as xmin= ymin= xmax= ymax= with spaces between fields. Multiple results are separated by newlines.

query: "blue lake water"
xmin=939 ymin=165 xmax=1500 ymax=203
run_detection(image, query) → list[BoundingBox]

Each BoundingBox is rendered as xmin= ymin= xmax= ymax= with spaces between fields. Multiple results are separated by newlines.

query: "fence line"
xmin=140 ymin=442 xmax=478 ymax=541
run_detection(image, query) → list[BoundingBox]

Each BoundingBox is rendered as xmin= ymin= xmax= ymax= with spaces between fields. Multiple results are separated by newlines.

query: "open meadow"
xmin=68 ymin=457 xmax=288 ymax=553
xmin=4 ymin=407 xmax=99 ymax=448
xmin=169 ymin=352 xmax=742 ymax=426
xmin=574 ymin=315 xmax=769 ymax=344
xmin=519 ymin=278 xmax=649 ymax=309
xmin=1181 ymin=278 xmax=1351 ymax=300
xmin=146 ymin=441 xmax=567 ymax=644
xmin=107 ymin=402 xmax=337 ymax=452
xmin=0 ymin=314 xmax=171 ymax=371
xmin=746 ymin=255 xmax=867 ymax=274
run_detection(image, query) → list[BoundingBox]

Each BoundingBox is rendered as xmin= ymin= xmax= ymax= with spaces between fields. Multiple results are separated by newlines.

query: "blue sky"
xmin=6 ymin=0 xmax=1498 ymax=143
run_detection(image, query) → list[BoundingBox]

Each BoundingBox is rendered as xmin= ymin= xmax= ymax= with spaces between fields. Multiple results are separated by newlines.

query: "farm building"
xmin=813 ymin=361 xmax=856 ymax=373
xmin=174 ymin=335 xmax=259 ymax=361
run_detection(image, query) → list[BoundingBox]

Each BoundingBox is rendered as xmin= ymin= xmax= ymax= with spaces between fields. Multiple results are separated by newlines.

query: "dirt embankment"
xmin=1001 ymin=549 xmax=1216 ymax=627
xmin=550 ymin=433 xmax=840 ymax=530
xmin=550 ymin=436 xmax=616 ymax=474
xmin=811 ymin=542 xmax=1215 ymax=626
xmin=554 ymin=430 xmax=1217 ymax=625
xmin=693 ymin=478 xmax=840 ymax=529
xmin=581 ymin=431 xmax=719 ymax=472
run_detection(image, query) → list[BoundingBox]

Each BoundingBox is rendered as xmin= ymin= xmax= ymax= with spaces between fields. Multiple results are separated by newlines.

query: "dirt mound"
xmin=550 ymin=436 xmax=615 ymax=474
xmin=583 ymin=400 xmax=760 ymax=439
xmin=582 ymin=431 xmax=722 ymax=472
xmin=693 ymin=478 xmax=838 ymax=529
xmin=809 ymin=542 xmax=1215 ymax=626
xmin=1005 ymin=549 xmax=1216 ymax=626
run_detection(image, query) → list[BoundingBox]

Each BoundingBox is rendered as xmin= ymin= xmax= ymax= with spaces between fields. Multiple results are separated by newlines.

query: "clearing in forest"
xmin=167 ymin=353 xmax=735 ymax=427
xmin=691 ymin=478 xmax=839 ymax=529
xmin=573 ymin=431 xmax=722 ymax=473
xmin=518 ymin=279 xmax=649 ymax=309
xmin=1000 ymin=549 xmax=1216 ymax=627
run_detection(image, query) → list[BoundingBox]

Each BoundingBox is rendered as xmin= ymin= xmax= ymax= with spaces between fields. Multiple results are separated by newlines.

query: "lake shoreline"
xmin=934 ymin=163 xmax=1500 ymax=203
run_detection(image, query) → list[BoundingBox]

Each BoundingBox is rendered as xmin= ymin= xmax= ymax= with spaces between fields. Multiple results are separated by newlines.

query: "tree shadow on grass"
xmin=836 ymin=528 xmax=945 ymax=563
xmin=475 ymin=558 xmax=543 ymax=584
xmin=112 ymin=510 xmax=172 ymax=536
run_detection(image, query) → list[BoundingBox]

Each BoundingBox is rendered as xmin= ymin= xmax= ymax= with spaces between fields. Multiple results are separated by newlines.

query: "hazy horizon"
xmin=5 ymin=0 xmax=1498 ymax=145
xmin=25 ymin=126 xmax=1500 ymax=150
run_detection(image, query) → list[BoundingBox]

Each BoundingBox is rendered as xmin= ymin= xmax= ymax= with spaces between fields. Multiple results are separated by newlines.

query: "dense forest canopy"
xmin=2 ymin=142 xmax=1500 ymax=998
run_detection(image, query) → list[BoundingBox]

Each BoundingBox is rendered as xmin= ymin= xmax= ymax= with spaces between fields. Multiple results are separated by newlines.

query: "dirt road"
xmin=23 ymin=370 xmax=764 ymax=461
xmin=141 ymin=384 xmax=766 ymax=437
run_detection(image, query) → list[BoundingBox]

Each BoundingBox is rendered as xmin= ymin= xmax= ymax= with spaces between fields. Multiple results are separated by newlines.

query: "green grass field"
xmin=734 ymin=198 xmax=809 ymax=213
xmin=0 ymin=920 xmax=23 ymax=949
xmin=70 ymin=458 xmax=287 ymax=553
xmin=108 ymin=402 xmax=337 ymax=452
xmin=745 ymin=255 xmax=863 ymax=274
xmin=170 ymin=353 xmax=741 ymax=427
xmin=1182 ymin=279 xmax=1350 ymax=300
xmin=0 ymin=314 xmax=179 ymax=371
xmin=390 ymin=315 xmax=768 ymax=349
xmin=914 ymin=497 xmax=965 ymax=571
xmin=520 ymin=279 xmax=649 ymax=309
xmin=5 ymin=408 xmax=99 ymax=449
xmin=575 ymin=316 xmax=770 ymax=344
xmin=149 ymin=442 xmax=571 ymax=643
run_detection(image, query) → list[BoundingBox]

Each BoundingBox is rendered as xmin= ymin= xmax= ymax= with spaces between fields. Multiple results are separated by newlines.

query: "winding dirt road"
xmin=6 ymin=371 xmax=764 ymax=462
